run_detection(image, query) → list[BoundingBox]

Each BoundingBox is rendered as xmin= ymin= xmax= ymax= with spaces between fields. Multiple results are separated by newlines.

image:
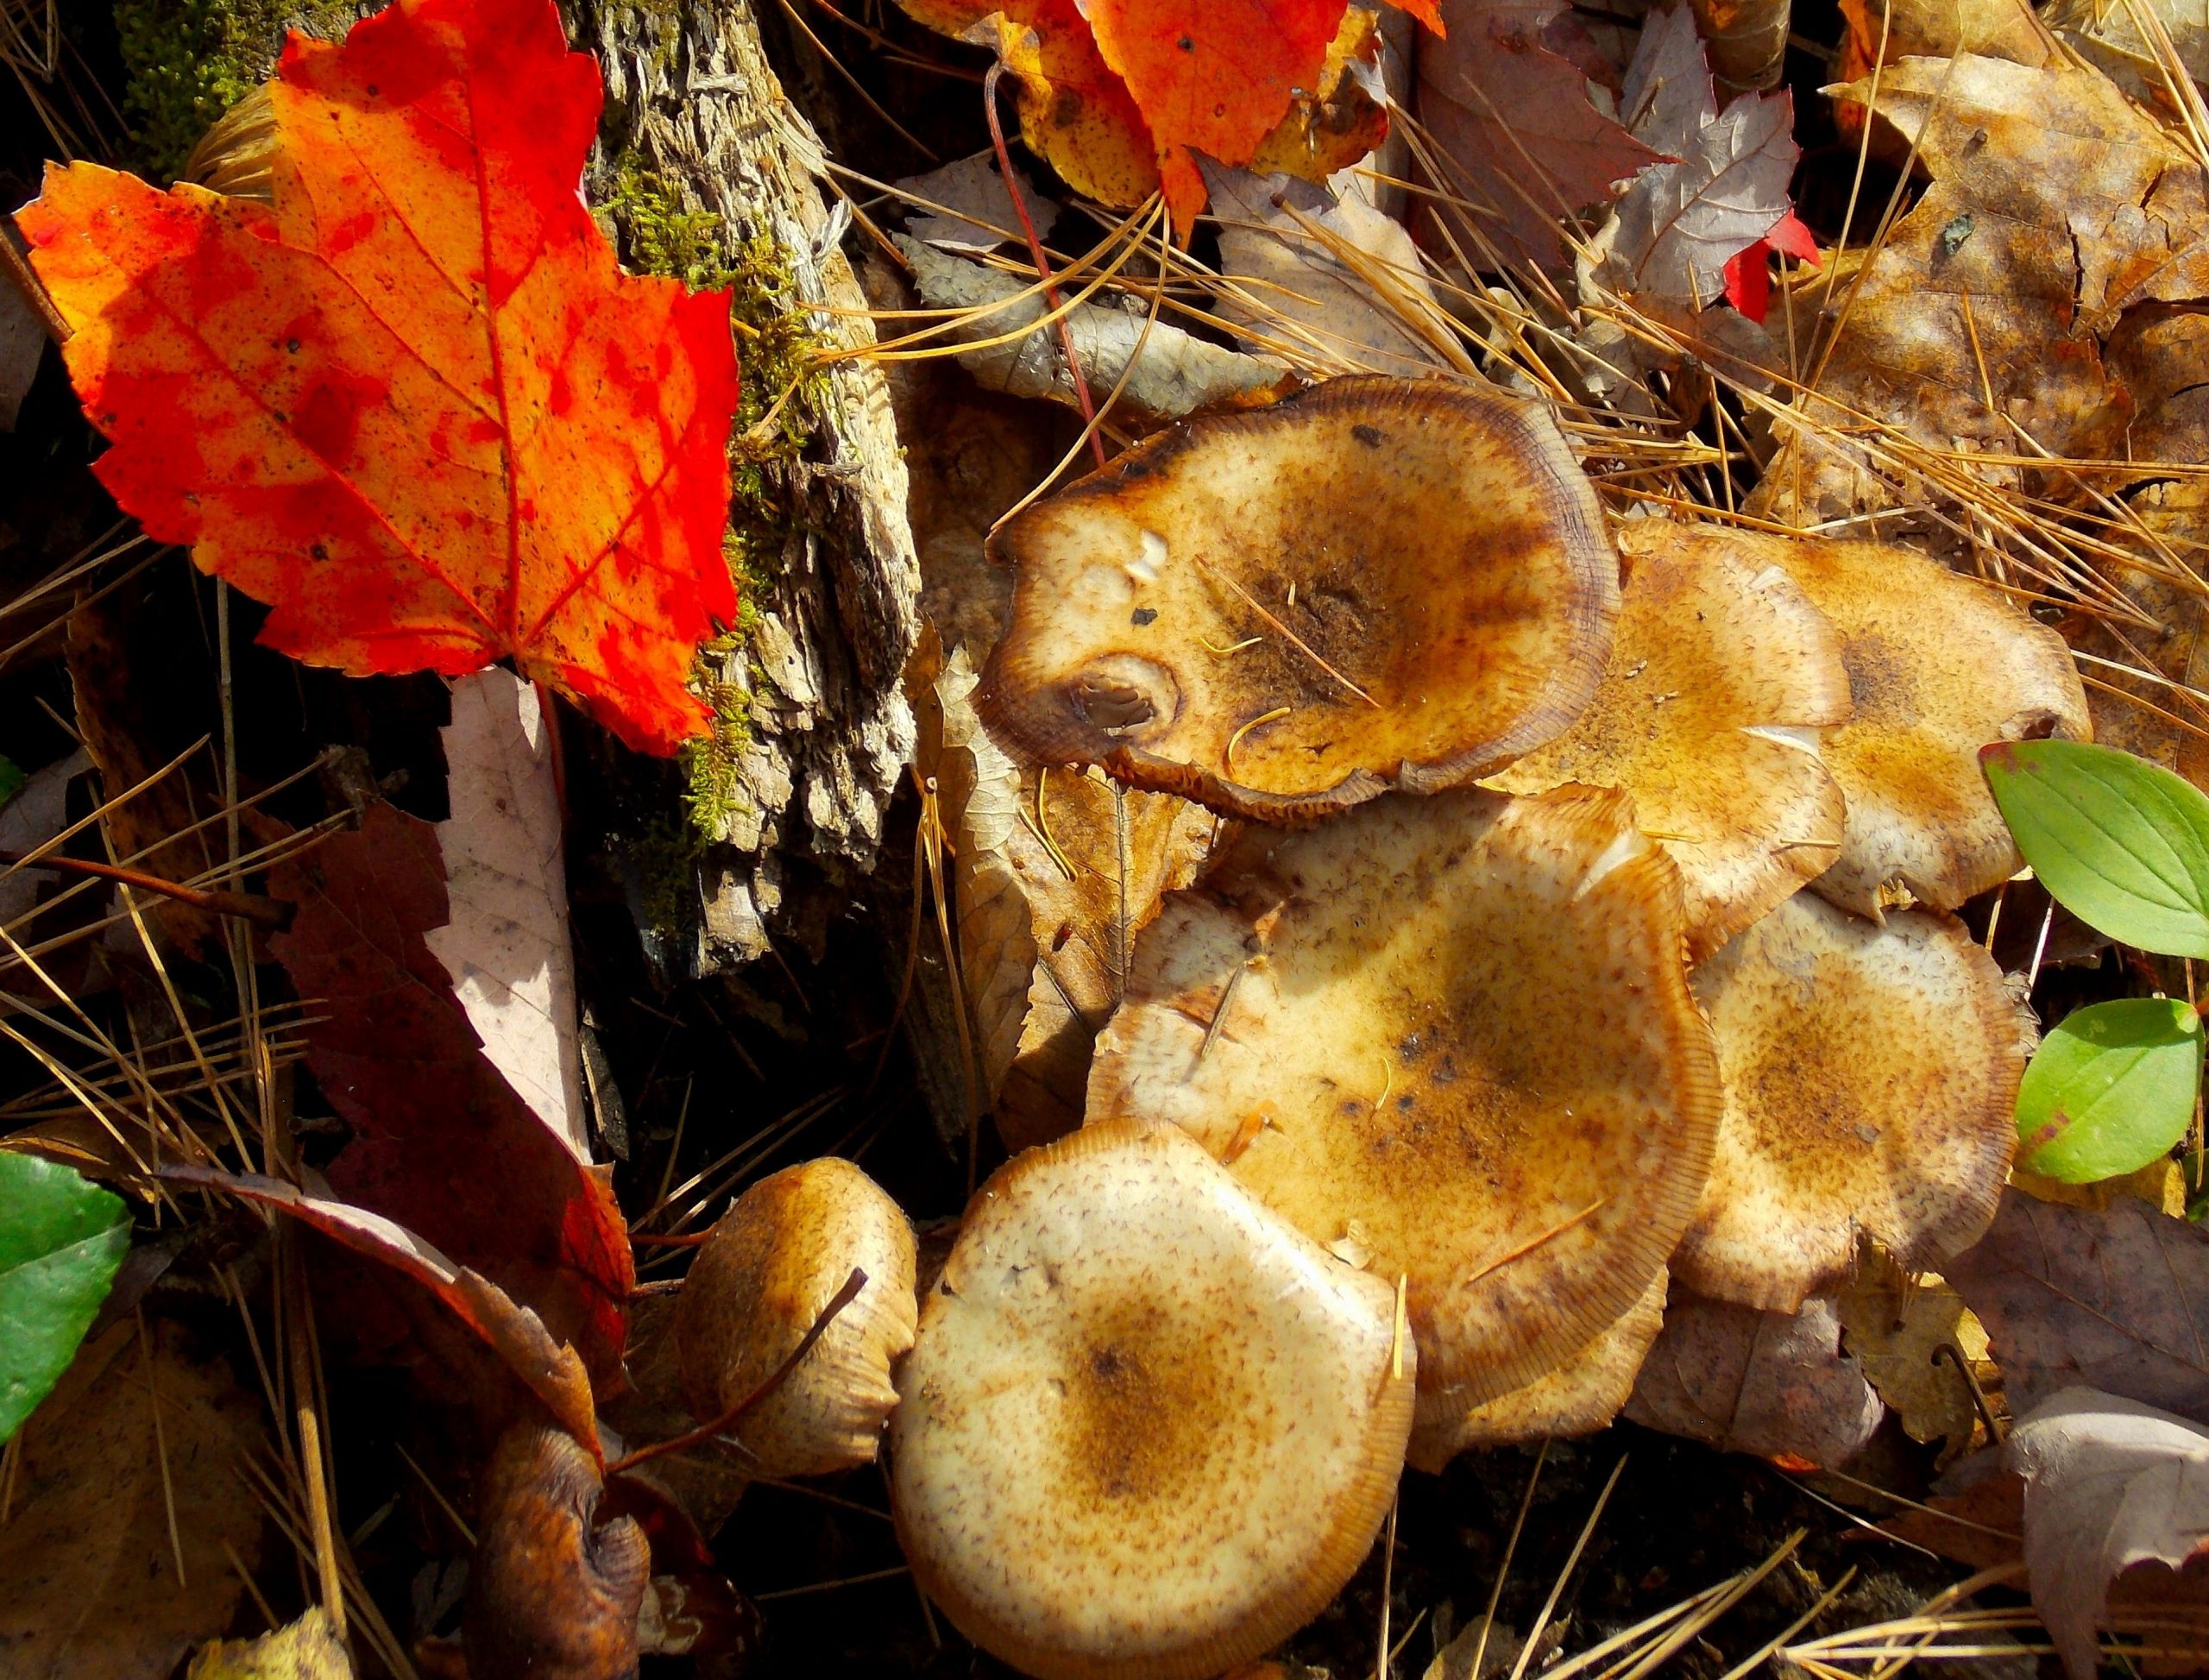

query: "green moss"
xmin=597 ymin=158 xmax=835 ymax=845
xmin=115 ymin=0 xmax=360 ymax=182
xmin=627 ymin=813 xmax=707 ymax=934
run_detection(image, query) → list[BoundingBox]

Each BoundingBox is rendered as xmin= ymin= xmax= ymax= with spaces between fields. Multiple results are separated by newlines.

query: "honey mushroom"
xmin=979 ymin=376 xmax=1621 ymax=820
xmin=889 ymin=1120 xmax=1414 ymax=1680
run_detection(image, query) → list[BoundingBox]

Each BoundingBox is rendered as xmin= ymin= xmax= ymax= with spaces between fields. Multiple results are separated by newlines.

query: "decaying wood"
xmin=573 ymin=0 xmax=921 ymax=973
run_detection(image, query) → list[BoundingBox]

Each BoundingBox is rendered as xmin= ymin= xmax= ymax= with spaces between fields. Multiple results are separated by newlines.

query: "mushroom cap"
xmin=889 ymin=1118 xmax=1413 ymax=1680
xmin=674 ymin=1158 xmax=918 ymax=1479
xmin=1676 ymin=890 xmax=2028 ymax=1312
xmin=1489 ymin=524 xmax=1852 ymax=960
xmin=978 ymin=376 xmax=1620 ymax=821
xmin=1407 ymin=1269 xmax=1667 ymax=1473
xmin=1734 ymin=530 xmax=2089 ymax=915
xmin=1087 ymin=786 xmax=1721 ymax=1405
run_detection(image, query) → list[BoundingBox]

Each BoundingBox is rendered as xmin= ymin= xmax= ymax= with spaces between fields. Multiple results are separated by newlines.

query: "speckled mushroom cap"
xmin=1407 ymin=1270 xmax=1667 ymax=1474
xmin=674 ymin=1158 xmax=917 ymax=1479
xmin=1675 ymin=890 xmax=2029 ymax=1312
xmin=1087 ymin=786 xmax=1721 ymax=1406
xmin=889 ymin=1119 xmax=1413 ymax=1680
xmin=1489 ymin=524 xmax=1852 ymax=960
xmin=977 ymin=376 xmax=1620 ymax=821
xmin=1715 ymin=528 xmax=2090 ymax=916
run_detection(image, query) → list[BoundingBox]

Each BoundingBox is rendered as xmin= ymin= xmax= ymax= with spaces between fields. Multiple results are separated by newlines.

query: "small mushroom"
xmin=979 ymin=376 xmax=1620 ymax=820
xmin=1728 ymin=529 xmax=2090 ymax=916
xmin=1675 ymin=890 xmax=2028 ymax=1311
xmin=890 ymin=1118 xmax=1413 ymax=1680
xmin=1407 ymin=1270 xmax=1667 ymax=1473
xmin=1489 ymin=524 xmax=1852 ymax=960
xmin=1088 ymin=786 xmax=1720 ymax=1406
xmin=673 ymin=1158 xmax=918 ymax=1478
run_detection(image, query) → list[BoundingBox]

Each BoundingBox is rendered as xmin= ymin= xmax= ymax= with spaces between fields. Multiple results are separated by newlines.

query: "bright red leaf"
xmin=1721 ymin=211 xmax=1819 ymax=321
xmin=16 ymin=0 xmax=739 ymax=754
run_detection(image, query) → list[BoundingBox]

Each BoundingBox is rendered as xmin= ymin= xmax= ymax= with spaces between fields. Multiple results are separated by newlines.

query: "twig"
xmin=0 ymin=232 xmax=66 ymax=345
xmin=0 ymin=848 xmax=291 ymax=928
xmin=607 ymin=1266 xmax=867 ymax=1476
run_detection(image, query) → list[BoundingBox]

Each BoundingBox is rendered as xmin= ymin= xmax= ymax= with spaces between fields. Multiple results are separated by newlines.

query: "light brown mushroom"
xmin=890 ymin=1118 xmax=1413 ymax=1680
xmin=978 ymin=376 xmax=1620 ymax=820
xmin=1488 ymin=524 xmax=1852 ymax=960
xmin=1675 ymin=890 xmax=2029 ymax=1312
xmin=1407 ymin=1270 xmax=1667 ymax=1473
xmin=1088 ymin=786 xmax=1720 ymax=1406
xmin=674 ymin=1158 xmax=917 ymax=1478
xmin=1684 ymin=527 xmax=2089 ymax=916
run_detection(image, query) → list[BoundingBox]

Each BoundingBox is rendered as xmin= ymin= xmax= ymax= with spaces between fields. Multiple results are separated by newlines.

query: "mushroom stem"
xmin=608 ymin=1265 xmax=868 ymax=1476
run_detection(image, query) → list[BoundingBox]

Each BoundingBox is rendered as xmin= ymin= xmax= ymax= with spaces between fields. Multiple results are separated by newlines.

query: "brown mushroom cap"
xmin=674 ymin=1158 xmax=918 ymax=1479
xmin=890 ymin=1119 xmax=1413 ymax=1680
xmin=1087 ymin=786 xmax=1720 ymax=1405
xmin=1488 ymin=525 xmax=1852 ymax=960
xmin=978 ymin=376 xmax=1621 ymax=821
xmin=1407 ymin=1270 xmax=1667 ymax=1473
xmin=1675 ymin=890 xmax=2028 ymax=1312
xmin=1710 ymin=528 xmax=2090 ymax=916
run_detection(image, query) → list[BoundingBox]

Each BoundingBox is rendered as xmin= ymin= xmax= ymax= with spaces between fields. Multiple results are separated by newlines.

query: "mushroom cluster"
xmin=676 ymin=376 xmax=2086 ymax=1679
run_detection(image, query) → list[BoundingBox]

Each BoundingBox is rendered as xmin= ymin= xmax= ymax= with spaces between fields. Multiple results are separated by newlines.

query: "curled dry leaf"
xmin=1678 ymin=891 xmax=2026 ymax=1312
xmin=428 ymin=669 xmax=584 ymax=1158
xmin=1089 ymin=786 xmax=1719 ymax=1404
xmin=979 ymin=376 xmax=1621 ymax=820
xmin=1415 ymin=0 xmax=1670 ymax=272
xmin=463 ymin=1425 xmax=649 ymax=1680
xmin=894 ymin=235 xmax=1287 ymax=425
xmin=1407 ymin=1269 xmax=1667 ymax=1472
xmin=673 ymin=1157 xmax=918 ymax=1478
xmin=1490 ymin=520 xmax=1849 ymax=960
xmin=1623 ymin=1290 xmax=1886 ymax=1468
xmin=17 ymin=0 xmax=740 ymax=752
xmin=1836 ymin=1253 xmax=1986 ymax=1451
xmin=1946 ymin=1188 xmax=2209 ymax=1424
xmin=891 ymin=1119 xmax=1413 ymax=1680
xmin=0 ymin=1318 xmax=266 ymax=1680
xmin=1744 ymin=531 xmax=2090 ymax=915
xmin=162 ymin=1165 xmax=603 ymax=1456
xmin=1749 ymin=55 xmax=2190 ymax=526
xmin=269 ymin=802 xmax=632 ymax=1391
xmin=2004 ymin=1387 xmax=2209 ymax=1679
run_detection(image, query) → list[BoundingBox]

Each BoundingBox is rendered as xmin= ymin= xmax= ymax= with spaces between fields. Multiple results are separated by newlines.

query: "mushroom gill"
xmin=978 ymin=376 xmax=1621 ymax=821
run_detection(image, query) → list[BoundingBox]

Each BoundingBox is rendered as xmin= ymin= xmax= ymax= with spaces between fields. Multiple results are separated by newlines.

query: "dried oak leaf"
xmin=2005 ymin=1388 xmax=2209 ymax=1680
xmin=268 ymin=802 xmax=632 ymax=1394
xmin=1416 ymin=0 xmax=1670 ymax=272
xmin=893 ymin=0 xmax=1396 ymax=230
xmin=16 ymin=0 xmax=740 ymax=754
xmin=979 ymin=376 xmax=1621 ymax=820
xmin=0 ymin=1318 xmax=266 ymax=1680
xmin=1090 ymin=786 xmax=1720 ymax=1406
xmin=1678 ymin=890 xmax=2026 ymax=1312
xmin=1489 ymin=519 xmax=1850 ymax=961
xmin=1623 ymin=1290 xmax=1886 ymax=1468
xmin=464 ymin=1425 xmax=649 ymax=1680
xmin=1749 ymin=55 xmax=2185 ymax=527
xmin=1946 ymin=1188 xmax=2209 ymax=1425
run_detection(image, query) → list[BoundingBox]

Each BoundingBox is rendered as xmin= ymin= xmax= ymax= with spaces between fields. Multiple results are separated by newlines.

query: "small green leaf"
xmin=1981 ymin=739 xmax=2209 ymax=958
xmin=0 ymin=755 xmax=22 ymax=809
xmin=0 ymin=1151 xmax=131 ymax=1443
xmin=2015 ymin=997 xmax=2204 ymax=1182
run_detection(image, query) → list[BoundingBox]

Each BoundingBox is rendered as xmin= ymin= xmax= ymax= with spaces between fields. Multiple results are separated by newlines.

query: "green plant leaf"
xmin=2016 ymin=997 xmax=2204 ymax=1182
xmin=1980 ymin=739 xmax=2209 ymax=958
xmin=0 ymin=755 xmax=23 ymax=809
xmin=0 ymin=1151 xmax=131 ymax=1443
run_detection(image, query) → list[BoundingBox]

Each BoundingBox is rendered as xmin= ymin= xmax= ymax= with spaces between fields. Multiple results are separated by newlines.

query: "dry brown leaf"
xmin=979 ymin=376 xmax=1621 ymax=820
xmin=1678 ymin=890 xmax=2026 ymax=1311
xmin=1836 ymin=1251 xmax=1986 ymax=1451
xmin=1490 ymin=520 xmax=1850 ymax=960
xmin=2049 ymin=0 xmax=2209 ymax=111
xmin=1623 ymin=1290 xmax=1886 ymax=1467
xmin=1090 ymin=785 xmax=1719 ymax=1406
xmin=1407 ymin=1270 xmax=1667 ymax=1471
xmin=1688 ymin=0 xmax=1790 ymax=92
xmin=186 ymin=1609 xmax=352 ymax=1680
xmin=0 ymin=1318 xmax=266 ymax=1680
xmin=1749 ymin=55 xmax=2186 ymax=528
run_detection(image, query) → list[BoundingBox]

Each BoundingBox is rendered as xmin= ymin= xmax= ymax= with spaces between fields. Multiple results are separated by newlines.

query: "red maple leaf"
xmin=1721 ymin=210 xmax=1819 ymax=322
xmin=16 ymin=0 xmax=739 ymax=754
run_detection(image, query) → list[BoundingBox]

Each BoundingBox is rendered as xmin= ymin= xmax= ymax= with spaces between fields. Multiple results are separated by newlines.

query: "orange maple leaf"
xmin=16 ymin=0 xmax=739 ymax=754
